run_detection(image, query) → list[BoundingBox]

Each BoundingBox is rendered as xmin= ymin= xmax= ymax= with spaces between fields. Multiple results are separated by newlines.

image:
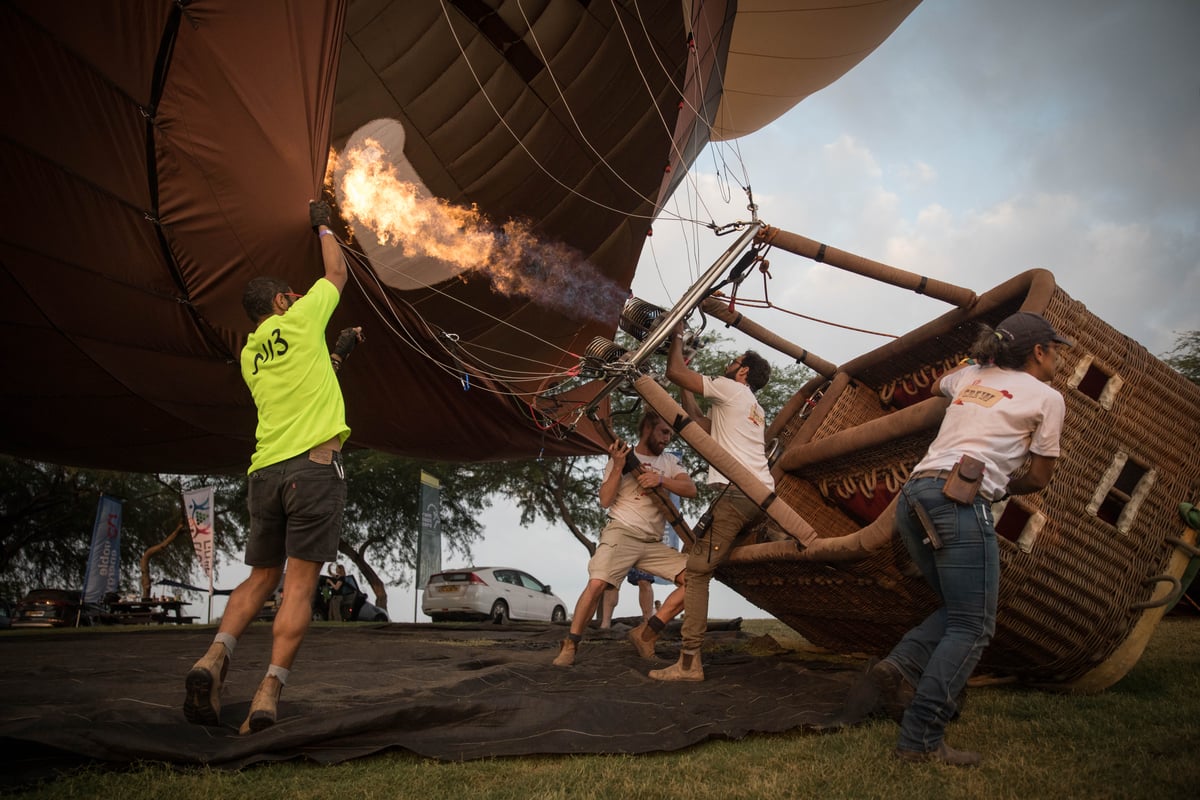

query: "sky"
xmin=202 ymin=0 xmax=1199 ymax=625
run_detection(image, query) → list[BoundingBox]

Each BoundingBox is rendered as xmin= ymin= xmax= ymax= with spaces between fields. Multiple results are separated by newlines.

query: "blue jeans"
xmin=888 ymin=476 xmax=998 ymax=752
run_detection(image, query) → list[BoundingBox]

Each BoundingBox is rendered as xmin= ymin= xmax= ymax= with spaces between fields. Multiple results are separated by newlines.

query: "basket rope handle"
xmin=1130 ymin=574 xmax=1182 ymax=610
xmin=1165 ymin=535 xmax=1200 ymax=558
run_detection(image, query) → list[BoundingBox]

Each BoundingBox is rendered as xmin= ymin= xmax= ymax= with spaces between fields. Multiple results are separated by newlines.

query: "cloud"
xmin=643 ymin=0 xmax=1199 ymax=364
xmin=896 ymin=160 xmax=937 ymax=188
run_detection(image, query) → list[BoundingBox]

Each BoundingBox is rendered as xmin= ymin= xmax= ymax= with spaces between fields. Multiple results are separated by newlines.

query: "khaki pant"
xmin=680 ymin=488 xmax=762 ymax=652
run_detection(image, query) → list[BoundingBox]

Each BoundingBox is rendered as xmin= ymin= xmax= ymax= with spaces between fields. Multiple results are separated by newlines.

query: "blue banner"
xmin=82 ymin=494 xmax=123 ymax=603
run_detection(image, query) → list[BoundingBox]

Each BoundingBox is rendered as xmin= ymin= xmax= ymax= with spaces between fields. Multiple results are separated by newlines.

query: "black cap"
xmin=996 ymin=312 xmax=1074 ymax=350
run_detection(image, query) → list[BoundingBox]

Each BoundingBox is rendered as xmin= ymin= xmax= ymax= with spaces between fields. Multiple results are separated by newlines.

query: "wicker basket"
xmin=716 ymin=269 xmax=1200 ymax=689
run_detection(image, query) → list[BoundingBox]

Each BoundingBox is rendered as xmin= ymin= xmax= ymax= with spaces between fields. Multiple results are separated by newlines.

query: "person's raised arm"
xmin=309 ymin=200 xmax=348 ymax=293
xmin=665 ymin=323 xmax=704 ymax=394
xmin=679 ymin=388 xmax=711 ymax=434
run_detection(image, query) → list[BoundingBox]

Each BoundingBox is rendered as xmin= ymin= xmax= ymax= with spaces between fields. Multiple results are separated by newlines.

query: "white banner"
xmin=417 ymin=471 xmax=442 ymax=586
xmin=183 ymin=486 xmax=216 ymax=580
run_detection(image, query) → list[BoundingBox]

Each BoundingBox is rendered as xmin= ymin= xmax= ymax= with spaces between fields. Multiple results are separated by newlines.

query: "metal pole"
xmin=578 ymin=222 xmax=763 ymax=418
xmin=625 ymin=223 xmax=763 ymax=367
xmin=700 ymin=297 xmax=838 ymax=377
xmin=758 ymin=226 xmax=977 ymax=308
xmin=414 ymin=507 xmax=422 ymax=624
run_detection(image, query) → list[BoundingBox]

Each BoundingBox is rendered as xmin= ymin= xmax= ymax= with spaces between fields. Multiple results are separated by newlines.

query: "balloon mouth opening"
xmin=334 ymin=117 xmax=467 ymax=292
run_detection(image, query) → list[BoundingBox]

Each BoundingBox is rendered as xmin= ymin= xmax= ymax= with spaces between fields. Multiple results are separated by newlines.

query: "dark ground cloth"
xmin=0 ymin=621 xmax=862 ymax=783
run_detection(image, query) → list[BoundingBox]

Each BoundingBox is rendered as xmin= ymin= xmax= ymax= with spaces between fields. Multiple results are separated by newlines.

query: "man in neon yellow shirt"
xmin=184 ymin=200 xmax=353 ymax=734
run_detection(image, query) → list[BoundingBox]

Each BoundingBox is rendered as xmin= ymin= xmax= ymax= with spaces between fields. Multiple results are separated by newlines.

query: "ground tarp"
xmin=0 ymin=621 xmax=861 ymax=781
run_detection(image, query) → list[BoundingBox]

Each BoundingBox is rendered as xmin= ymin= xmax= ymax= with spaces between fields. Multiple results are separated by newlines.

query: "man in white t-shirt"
xmin=552 ymin=412 xmax=697 ymax=667
xmin=651 ymin=331 xmax=774 ymax=681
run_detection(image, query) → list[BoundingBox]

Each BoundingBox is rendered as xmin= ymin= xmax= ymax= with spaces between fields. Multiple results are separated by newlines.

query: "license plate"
xmin=27 ymin=610 xmax=46 ymax=617
xmin=437 ymin=585 xmax=459 ymax=593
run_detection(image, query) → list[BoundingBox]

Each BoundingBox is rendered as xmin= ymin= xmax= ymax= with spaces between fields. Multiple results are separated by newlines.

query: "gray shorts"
xmin=245 ymin=450 xmax=347 ymax=566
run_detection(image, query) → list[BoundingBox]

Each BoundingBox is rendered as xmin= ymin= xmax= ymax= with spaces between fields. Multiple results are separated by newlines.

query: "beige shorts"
xmin=587 ymin=521 xmax=686 ymax=587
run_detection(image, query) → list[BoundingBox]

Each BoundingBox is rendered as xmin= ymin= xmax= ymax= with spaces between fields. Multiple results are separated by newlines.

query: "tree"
xmin=1162 ymin=330 xmax=1200 ymax=385
xmin=0 ymin=451 xmax=499 ymax=612
xmin=333 ymin=450 xmax=498 ymax=610
xmin=484 ymin=454 xmax=609 ymax=556
xmin=0 ymin=458 xmax=245 ymax=600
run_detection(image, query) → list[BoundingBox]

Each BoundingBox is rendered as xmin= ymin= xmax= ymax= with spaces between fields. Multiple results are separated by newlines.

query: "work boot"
xmin=893 ymin=741 xmax=982 ymax=767
xmin=871 ymin=659 xmax=916 ymax=724
xmin=552 ymin=638 xmax=577 ymax=667
xmin=239 ymin=675 xmax=283 ymax=735
xmin=183 ymin=642 xmax=229 ymax=726
xmin=648 ymin=650 xmax=704 ymax=682
xmin=628 ymin=621 xmax=660 ymax=659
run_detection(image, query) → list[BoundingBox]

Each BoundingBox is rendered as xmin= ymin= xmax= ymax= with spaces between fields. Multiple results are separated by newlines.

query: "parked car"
xmin=11 ymin=589 xmax=106 ymax=628
xmin=422 ymin=567 xmax=567 ymax=623
xmin=311 ymin=574 xmax=390 ymax=622
xmin=355 ymin=595 xmax=390 ymax=623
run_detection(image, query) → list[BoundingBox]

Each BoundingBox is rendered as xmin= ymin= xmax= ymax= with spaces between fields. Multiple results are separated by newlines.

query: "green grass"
xmin=9 ymin=618 xmax=1200 ymax=800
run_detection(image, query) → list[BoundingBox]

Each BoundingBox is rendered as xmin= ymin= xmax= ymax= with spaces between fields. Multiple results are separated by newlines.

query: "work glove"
xmin=331 ymin=326 xmax=364 ymax=371
xmin=309 ymin=199 xmax=333 ymax=232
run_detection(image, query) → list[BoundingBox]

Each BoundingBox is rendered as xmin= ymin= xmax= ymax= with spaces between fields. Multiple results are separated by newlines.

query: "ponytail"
xmin=968 ymin=323 xmax=1036 ymax=369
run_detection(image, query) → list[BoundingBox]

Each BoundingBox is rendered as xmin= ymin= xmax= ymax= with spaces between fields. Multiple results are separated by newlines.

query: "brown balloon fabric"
xmin=0 ymin=622 xmax=860 ymax=782
xmin=1 ymin=0 xmax=920 ymax=473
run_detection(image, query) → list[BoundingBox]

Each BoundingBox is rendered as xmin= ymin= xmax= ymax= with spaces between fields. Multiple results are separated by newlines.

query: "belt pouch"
xmin=942 ymin=455 xmax=984 ymax=504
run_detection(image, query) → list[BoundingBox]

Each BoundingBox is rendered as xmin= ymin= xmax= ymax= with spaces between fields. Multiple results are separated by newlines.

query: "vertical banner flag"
xmin=416 ymin=471 xmax=443 ymax=608
xmin=82 ymin=494 xmax=123 ymax=603
xmin=184 ymin=486 xmax=216 ymax=581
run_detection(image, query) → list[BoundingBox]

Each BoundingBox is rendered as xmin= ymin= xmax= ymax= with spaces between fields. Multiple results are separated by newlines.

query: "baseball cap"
xmin=996 ymin=311 xmax=1074 ymax=350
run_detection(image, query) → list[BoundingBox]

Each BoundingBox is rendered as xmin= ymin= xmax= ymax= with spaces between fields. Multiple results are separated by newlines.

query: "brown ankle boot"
xmin=552 ymin=638 xmax=577 ymax=667
xmin=238 ymin=675 xmax=283 ymax=735
xmin=648 ymin=650 xmax=704 ymax=681
xmin=628 ymin=621 xmax=660 ymax=659
xmin=183 ymin=642 xmax=229 ymax=726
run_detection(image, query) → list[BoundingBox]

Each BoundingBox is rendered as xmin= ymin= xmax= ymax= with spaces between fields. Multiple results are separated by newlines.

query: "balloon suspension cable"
xmin=573 ymin=219 xmax=763 ymax=421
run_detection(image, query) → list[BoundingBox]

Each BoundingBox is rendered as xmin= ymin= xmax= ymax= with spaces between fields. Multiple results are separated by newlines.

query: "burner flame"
xmin=336 ymin=138 xmax=626 ymax=323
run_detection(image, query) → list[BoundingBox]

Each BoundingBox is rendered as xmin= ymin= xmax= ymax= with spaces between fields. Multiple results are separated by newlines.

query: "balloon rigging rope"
xmin=512 ymin=0 xmax=716 ymax=226
xmin=348 ymin=248 xmax=576 ymax=386
xmin=615 ymin=0 xmax=753 ymax=297
xmin=434 ymin=0 xmax=695 ymax=226
xmin=672 ymin=3 xmax=753 ymax=202
xmin=622 ymin=0 xmax=752 ymax=205
xmin=432 ymin=0 xmax=763 ymax=294
xmin=342 ymin=244 xmax=616 ymax=435
xmin=435 ymin=0 xmax=751 ymax=235
xmin=341 ymin=241 xmax=587 ymax=391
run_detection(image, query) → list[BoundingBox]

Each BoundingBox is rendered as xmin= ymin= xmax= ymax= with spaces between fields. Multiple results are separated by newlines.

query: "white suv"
xmin=422 ymin=567 xmax=567 ymax=623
